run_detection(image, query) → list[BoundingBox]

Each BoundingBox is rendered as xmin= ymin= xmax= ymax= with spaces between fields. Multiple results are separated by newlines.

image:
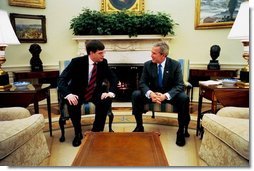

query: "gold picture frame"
xmin=194 ymin=0 xmax=244 ymax=30
xmin=8 ymin=0 xmax=45 ymax=9
xmin=10 ymin=13 xmax=47 ymax=43
xmin=101 ymin=0 xmax=144 ymax=12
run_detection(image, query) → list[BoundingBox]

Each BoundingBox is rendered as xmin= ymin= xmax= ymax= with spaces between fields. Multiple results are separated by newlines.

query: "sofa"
xmin=0 ymin=107 xmax=50 ymax=166
xmin=199 ymin=107 xmax=249 ymax=166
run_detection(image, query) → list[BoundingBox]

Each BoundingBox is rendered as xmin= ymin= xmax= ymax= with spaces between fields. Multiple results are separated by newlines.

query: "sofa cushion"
xmin=202 ymin=114 xmax=249 ymax=160
xmin=0 ymin=114 xmax=45 ymax=159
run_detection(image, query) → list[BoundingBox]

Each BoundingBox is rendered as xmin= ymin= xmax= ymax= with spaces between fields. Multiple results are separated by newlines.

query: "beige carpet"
xmin=41 ymin=112 xmax=207 ymax=166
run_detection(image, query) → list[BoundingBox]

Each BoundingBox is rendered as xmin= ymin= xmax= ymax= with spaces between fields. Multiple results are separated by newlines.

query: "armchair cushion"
xmin=202 ymin=114 xmax=249 ymax=160
xmin=144 ymin=103 xmax=176 ymax=113
xmin=0 ymin=114 xmax=45 ymax=159
xmin=0 ymin=107 xmax=50 ymax=166
xmin=0 ymin=107 xmax=31 ymax=121
xmin=216 ymin=107 xmax=249 ymax=119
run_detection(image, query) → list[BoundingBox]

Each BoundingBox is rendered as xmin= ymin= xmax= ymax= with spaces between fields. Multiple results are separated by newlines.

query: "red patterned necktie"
xmin=84 ymin=63 xmax=97 ymax=101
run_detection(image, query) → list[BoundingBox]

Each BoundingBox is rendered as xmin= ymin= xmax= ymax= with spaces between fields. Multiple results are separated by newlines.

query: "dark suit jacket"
xmin=58 ymin=55 xmax=117 ymax=100
xmin=139 ymin=57 xmax=184 ymax=100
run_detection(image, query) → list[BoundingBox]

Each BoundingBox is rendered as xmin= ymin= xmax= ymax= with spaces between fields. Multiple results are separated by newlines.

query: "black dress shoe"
xmin=72 ymin=133 xmax=83 ymax=147
xmin=132 ymin=126 xmax=144 ymax=132
xmin=176 ymin=131 xmax=185 ymax=147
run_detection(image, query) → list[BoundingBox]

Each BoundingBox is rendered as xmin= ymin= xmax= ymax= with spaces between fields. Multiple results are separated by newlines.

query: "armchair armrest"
xmin=216 ymin=107 xmax=249 ymax=119
xmin=0 ymin=107 xmax=31 ymax=121
xmin=184 ymin=81 xmax=192 ymax=89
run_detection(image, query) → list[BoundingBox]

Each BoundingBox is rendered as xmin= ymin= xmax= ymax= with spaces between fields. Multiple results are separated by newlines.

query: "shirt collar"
xmin=158 ymin=59 xmax=166 ymax=68
xmin=88 ymin=56 xmax=94 ymax=65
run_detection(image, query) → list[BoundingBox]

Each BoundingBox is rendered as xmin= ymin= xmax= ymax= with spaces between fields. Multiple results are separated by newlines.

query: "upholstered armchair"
xmin=199 ymin=107 xmax=249 ymax=166
xmin=0 ymin=107 xmax=50 ymax=166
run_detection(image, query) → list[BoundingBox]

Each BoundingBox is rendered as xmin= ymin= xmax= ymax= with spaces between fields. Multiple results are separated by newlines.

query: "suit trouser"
xmin=131 ymin=90 xmax=190 ymax=130
xmin=66 ymin=97 xmax=112 ymax=135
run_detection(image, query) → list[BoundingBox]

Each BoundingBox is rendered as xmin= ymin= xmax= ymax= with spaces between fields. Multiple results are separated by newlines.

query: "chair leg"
xmin=59 ymin=116 xmax=66 ymax=142
xmin=151 ymin=111 xmax=155 ymax=119
xmin=107 ymin=111 xmax=114 ymax=132
xmin=191 ymin=87 xmax=194 ymax=102
xmin=184 ymin=125 xmax=190 ymax=137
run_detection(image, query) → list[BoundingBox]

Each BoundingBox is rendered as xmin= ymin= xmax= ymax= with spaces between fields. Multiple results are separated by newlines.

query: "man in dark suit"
xmin=58 ymin=40 xmax=117 ymax=147
xmin=131 ymin=42 xmax=190 ymax=146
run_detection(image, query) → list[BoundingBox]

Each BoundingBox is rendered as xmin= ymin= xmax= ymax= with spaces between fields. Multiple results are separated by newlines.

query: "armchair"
xmin=0 ymin=107 xmax=50 ymax=166
xmin=199 ymin=107 xmax=249 ymax=166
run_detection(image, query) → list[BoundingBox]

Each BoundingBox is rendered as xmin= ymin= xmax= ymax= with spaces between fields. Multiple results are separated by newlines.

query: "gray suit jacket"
xmin=139 ymin=57 xmax=184 ymax=100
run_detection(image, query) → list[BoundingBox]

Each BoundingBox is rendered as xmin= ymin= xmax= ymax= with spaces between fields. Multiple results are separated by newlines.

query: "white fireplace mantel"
xmin=73 ymin=35 xmax=173 ymax=63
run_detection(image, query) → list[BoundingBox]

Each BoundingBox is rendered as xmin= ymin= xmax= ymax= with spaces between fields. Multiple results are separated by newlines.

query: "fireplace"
xmin=109 ymin=63 xmax=143 ymax=101
xmin=73 ymin=35 xmax=172 ymax=101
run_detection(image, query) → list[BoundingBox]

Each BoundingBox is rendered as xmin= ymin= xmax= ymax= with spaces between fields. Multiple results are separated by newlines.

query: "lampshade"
xmin=0 ymin=10 xmax=20 ymax=45
xmin=228 ymin=1 xmax=249 ymax=40
xmin=0 ymin=10 xmax=20 ymax=89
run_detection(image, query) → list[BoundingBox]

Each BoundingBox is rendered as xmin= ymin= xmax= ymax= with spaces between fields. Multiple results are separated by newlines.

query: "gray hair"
xmin=153 ymin=42 xmax=169 ymax=56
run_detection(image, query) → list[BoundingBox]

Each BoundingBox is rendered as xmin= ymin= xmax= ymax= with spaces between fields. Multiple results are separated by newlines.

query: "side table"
xmin=189 ymin=69 xmax=238 ymax=101
xmin=196 ymin=83 xmax=249 ymax=137
xmin=13 ymin=70 xmax=59 ymax=88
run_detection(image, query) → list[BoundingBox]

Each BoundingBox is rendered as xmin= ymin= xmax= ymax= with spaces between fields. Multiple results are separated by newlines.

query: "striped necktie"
xmin=158 ymin=64 xmax=163 ymax=88
xmin=84 ymin=63 xmax=97 ymax=101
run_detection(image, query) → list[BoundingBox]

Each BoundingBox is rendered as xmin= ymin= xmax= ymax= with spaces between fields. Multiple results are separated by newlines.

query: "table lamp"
xmin=228 ymin=1 xmax=249 ymax=83
xmin=0 ymin=10 xmax=20 ymax=89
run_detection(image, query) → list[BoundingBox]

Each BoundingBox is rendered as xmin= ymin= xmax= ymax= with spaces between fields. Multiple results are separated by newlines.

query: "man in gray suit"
xmin=131 ymin=42 xmax=190 ymax=146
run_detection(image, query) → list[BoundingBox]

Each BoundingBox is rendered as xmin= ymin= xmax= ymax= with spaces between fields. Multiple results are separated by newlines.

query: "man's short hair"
xmin=153 ymin=42 xmax=169 ymax=56
xmin=86 ymin=40 xmax=105 ymax=55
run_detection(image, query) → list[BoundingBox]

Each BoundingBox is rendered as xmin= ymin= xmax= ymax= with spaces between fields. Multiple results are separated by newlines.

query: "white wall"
xmin=0 ymin=0 xmax=245 ymax=69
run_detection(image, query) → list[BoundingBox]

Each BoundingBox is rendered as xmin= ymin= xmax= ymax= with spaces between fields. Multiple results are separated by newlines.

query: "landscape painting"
xmin=10 ymin=13 xmax=47 ymax=43
xmin=195 ymin=0 xmax=245 ymax=29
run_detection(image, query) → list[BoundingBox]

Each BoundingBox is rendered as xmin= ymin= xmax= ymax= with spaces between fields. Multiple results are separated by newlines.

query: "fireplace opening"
xmin=109 ymin=64 xmax=143 ymax=102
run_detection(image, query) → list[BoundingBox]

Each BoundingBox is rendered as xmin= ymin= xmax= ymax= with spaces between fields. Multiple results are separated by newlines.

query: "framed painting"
xmin=101 ymin=0 xmax=144 ymax=12
xmin=195 ymin=0 xmax=245 ymax=29
xmin=8 ymin=0 xmax=45 ymax=9
xmin=10 ymin=13 xmax=47 ymax=43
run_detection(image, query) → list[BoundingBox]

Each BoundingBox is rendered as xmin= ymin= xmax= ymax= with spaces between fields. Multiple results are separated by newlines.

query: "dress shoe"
xmin=72 ymin=133 xmax=83 ymax=147
xmin=176 ymin=131 xmax=185 ymax=147
xmin=132 ymin=126 xmax=144 ymax=132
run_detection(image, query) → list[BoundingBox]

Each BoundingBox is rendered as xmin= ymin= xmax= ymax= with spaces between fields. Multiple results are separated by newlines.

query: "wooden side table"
xmin=13 ymin=70 xmax=59 ymax=88
xmin=189 ymin=69 xmax=238 ymax=101
xmin=196 ymin=83 xmax=249 ymax=137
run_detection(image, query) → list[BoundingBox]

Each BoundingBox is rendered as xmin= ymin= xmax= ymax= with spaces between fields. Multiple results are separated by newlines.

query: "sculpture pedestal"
xmin=207 ymin=60 xmax=220 ymax=70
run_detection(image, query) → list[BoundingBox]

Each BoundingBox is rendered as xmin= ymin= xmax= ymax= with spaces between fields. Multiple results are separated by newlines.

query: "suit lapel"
xmin=150 ymin=62 xmax=158 ymax=86
xmin=163 ymin=58 xmax=170 ymax=86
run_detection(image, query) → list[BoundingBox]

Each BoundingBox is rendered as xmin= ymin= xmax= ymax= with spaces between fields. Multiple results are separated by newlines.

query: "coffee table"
xmin=72 ymin=132 xmax=169 ymax=166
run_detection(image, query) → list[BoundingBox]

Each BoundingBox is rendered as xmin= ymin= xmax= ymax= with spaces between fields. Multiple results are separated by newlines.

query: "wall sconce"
xmin=0 ymin=10 xmax=20 ymax=89
xmin=228 ymin=1 xmax=249 ymax=83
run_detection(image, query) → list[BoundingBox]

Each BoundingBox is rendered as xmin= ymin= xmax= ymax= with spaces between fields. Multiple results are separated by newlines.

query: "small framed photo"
xmin=10 ymin=13 xmax=47 ymax=43
xmin=194 ymin=0 xmax=244 ymax=29
xmin=8 ymin=0 xmax=45 ymax=9
xmin=101 ymin=0 xmax=144 ymax=12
